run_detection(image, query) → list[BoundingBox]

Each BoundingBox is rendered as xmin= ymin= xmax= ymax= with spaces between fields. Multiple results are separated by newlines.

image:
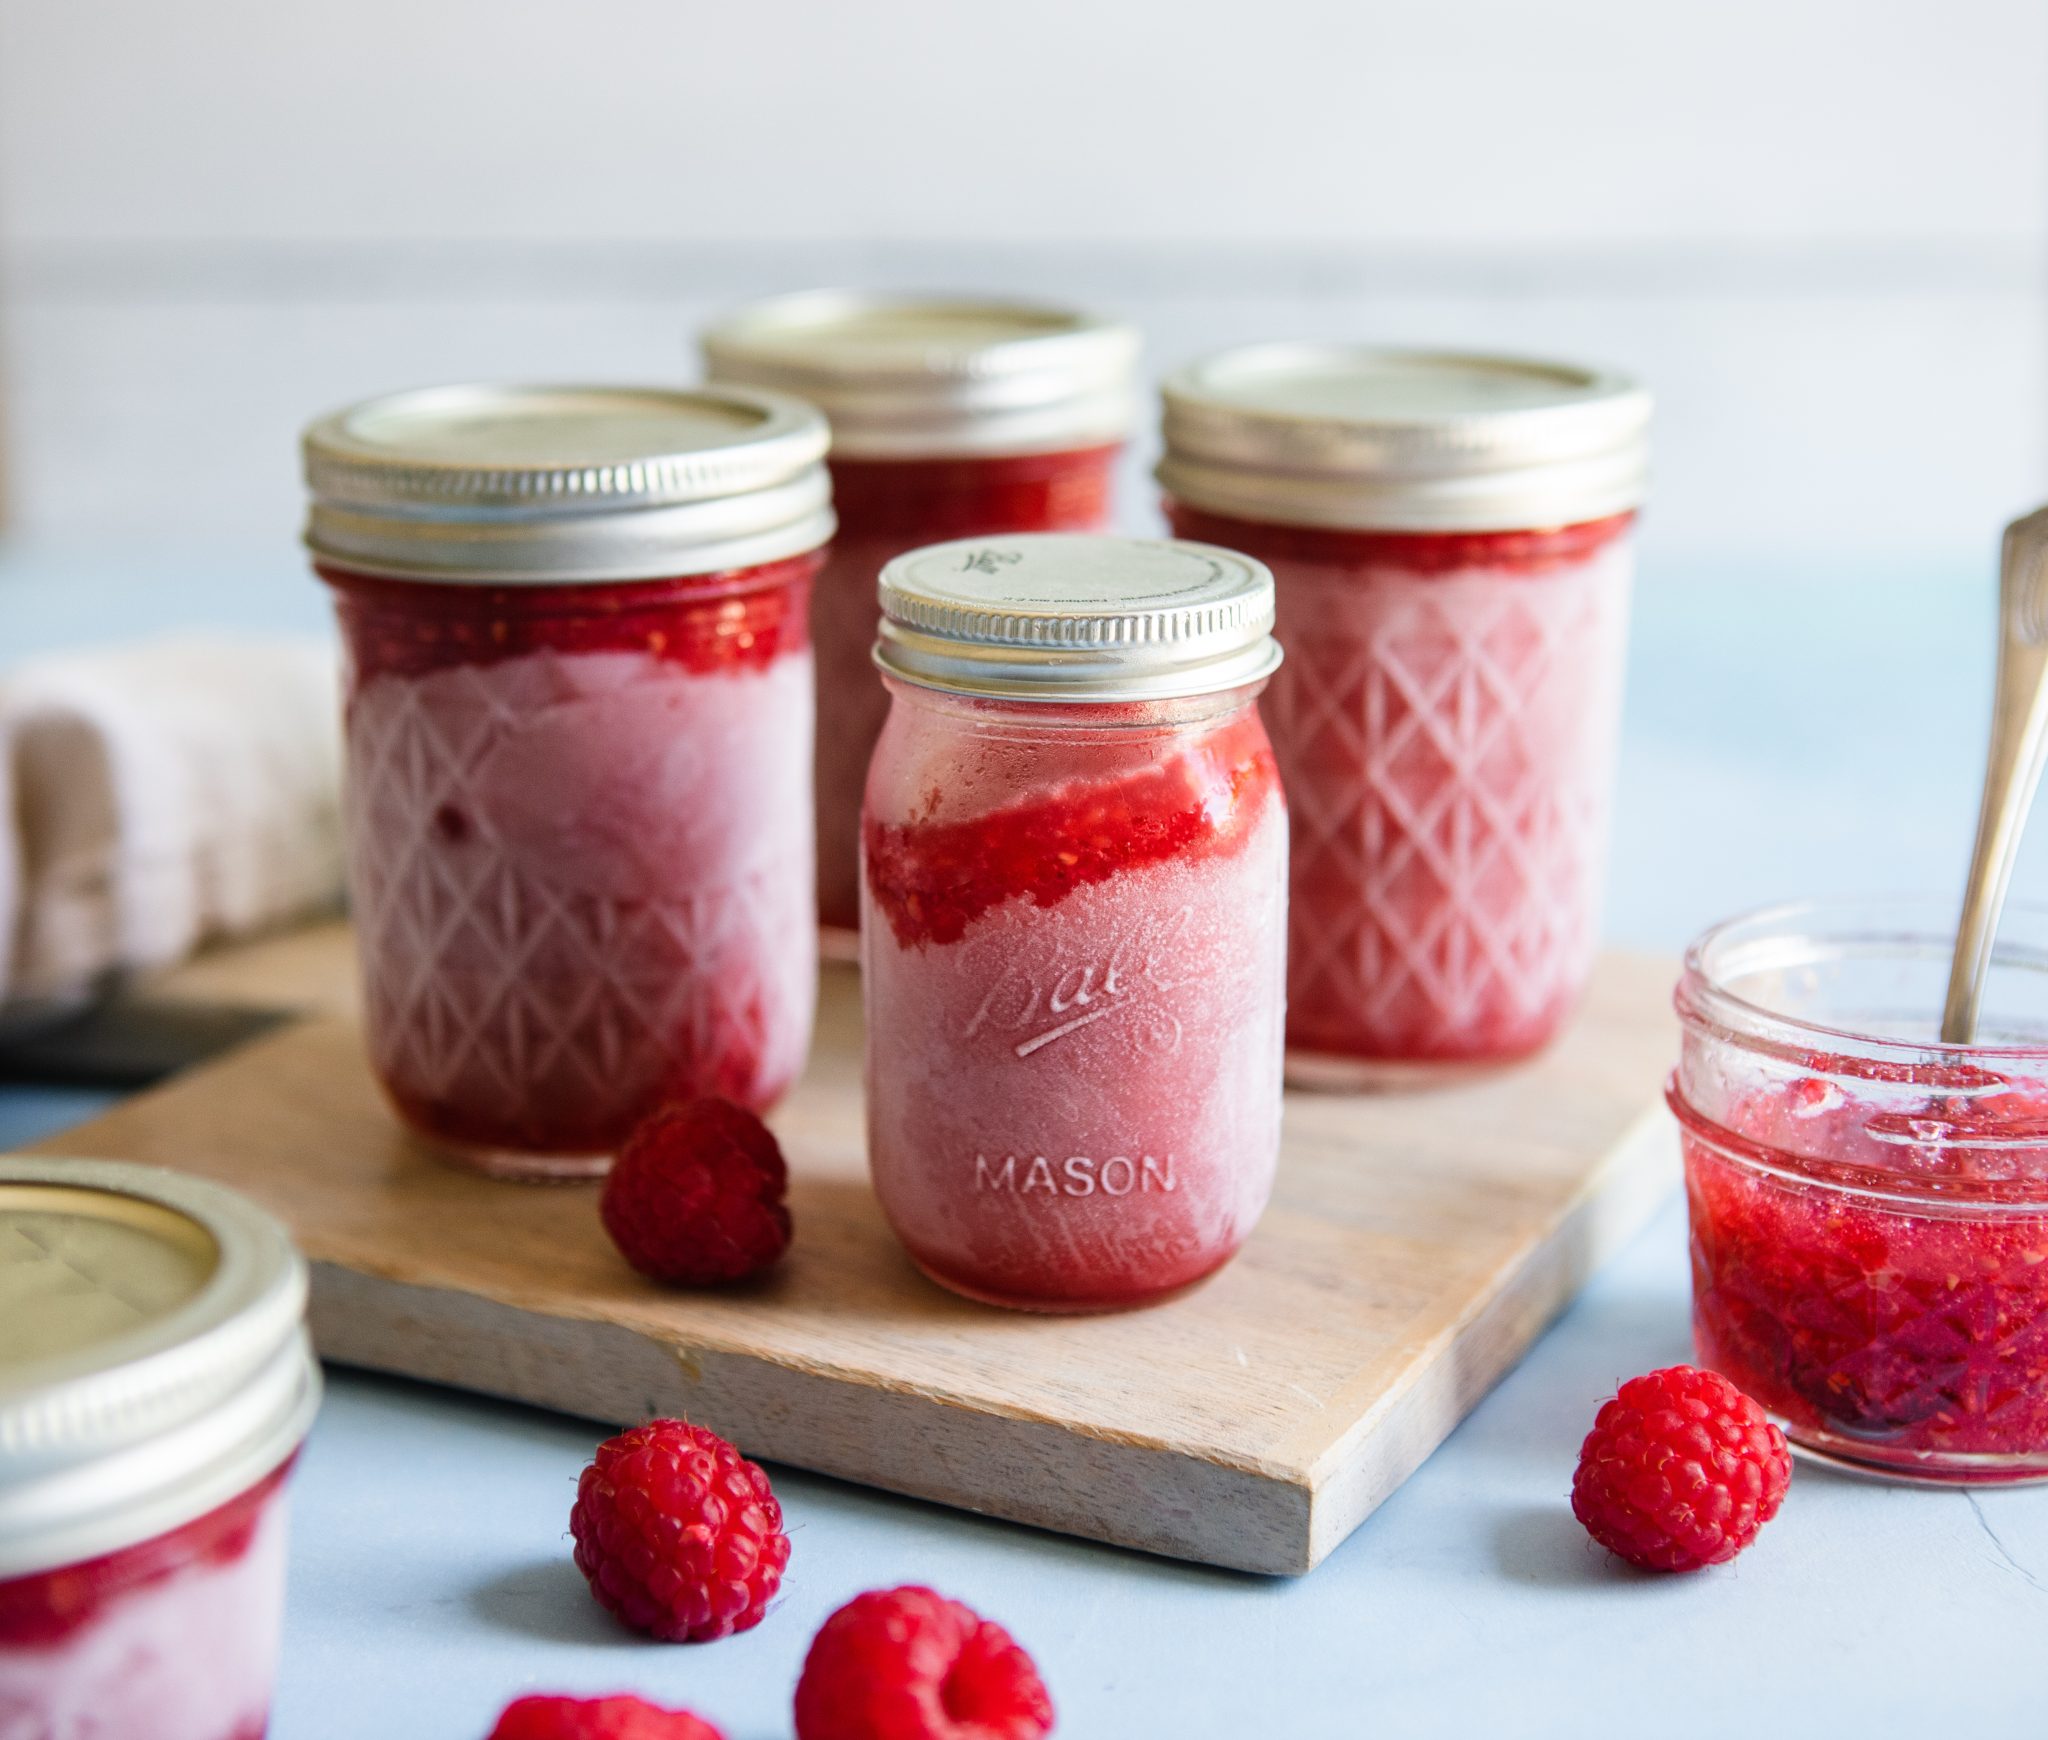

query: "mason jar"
xmin=0 ymin=1158 xmax=321 ymax=1739
xmin=304 ymin=384 xmax=832 ymax=1178
xmin=861 ymin=534 xmax=1287 ymax=1311
xmin=702 ymin=292 xmax=1139 ymax=954
xmin=1673 ymin=896 xmax=2048 ymax=1482
xmin=1159 ymin=346 xmax=1650 ymax=1085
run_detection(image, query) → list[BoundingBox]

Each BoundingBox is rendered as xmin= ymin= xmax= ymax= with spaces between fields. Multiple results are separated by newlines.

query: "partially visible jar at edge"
xmin=303 ymin=383 xmax=832 ymax=1178
xmin=1159 ymin=346 xmax=1651 ymax=1084
xmin=0 ymin=1160 xmax=321 ymax=1740
xmin=703 ymin=292 xmax=1139 ymax=954
xmin=1671 ymin=898 xmax=2048 ymax=1481
xmin=861 ymin=535 xmax=1288 ymax=1313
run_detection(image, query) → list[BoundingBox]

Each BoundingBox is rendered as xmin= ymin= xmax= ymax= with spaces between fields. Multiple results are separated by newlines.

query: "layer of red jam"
xmin=1163 ymin=505 xmax=1635 ymax=577
xmin=863 ymin=710 xmax=1280 ymax=949
xmin=811 ymin=447 xmax=1122 ymax=936
xmin=319 ymin=554 xmax=816 ymax=686
xmin=0 ymin=1463 xmax=291 ymax=1647
xmin=1674 ymin=1068 xmax=2048 ymax=1468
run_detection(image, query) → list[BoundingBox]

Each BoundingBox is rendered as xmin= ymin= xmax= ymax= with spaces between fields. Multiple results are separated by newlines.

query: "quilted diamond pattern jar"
xmin=1160 ymin=347 xmax=1650 ymax=1084
xmin=304 ymin=384 xmax=832 ymax=1177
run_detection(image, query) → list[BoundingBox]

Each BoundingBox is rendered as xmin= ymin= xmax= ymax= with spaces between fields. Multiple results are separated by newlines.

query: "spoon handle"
xmin=1942 ymin=506 xmax=2048 ymax=1044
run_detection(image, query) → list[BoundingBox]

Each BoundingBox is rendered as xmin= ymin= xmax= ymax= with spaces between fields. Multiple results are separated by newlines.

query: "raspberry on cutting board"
xmin=486 ymin=1693 xmax=724 ymax=1740
xmin=600 ymin=1098 xmax=792 ymax=1286
xmin=569 ymin=1419 xmax=790 ymax=1642
xmin=793 ymin=1585 xmax=1054 ymax=1740
xmin=1571 ymin=1364 xmax=1791 ymax=1572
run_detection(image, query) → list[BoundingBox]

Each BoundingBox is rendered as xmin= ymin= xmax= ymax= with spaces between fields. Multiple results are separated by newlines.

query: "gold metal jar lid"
xmin=702 ymin=291 xmax=1140 ymax=458
xmin=0 ymin=1158 xmax=320 ymax=1577
xmin=303 ymin=382 xmax=833 ymax=584
xmin=876 ymin=533 xmax=1280 ymax=703
xmin=1159 ymin=344 xmax=1651 ymax=532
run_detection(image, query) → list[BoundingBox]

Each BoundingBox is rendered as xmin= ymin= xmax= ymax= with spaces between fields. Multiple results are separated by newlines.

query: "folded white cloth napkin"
xmin=0 ymin=637 xmax=344 ymax=1012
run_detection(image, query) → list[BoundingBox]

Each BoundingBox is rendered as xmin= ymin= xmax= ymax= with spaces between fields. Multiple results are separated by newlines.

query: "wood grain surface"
xmin=25 ymin=932 xmax=1679 ymax=1573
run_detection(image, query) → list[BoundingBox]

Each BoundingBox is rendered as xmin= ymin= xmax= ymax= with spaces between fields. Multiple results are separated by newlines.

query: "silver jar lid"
xmin=304 ymin=382 xmax=833 ymax=584
xmin=876 ymin=534 xmax=1280 ymax=703
xmin=1159 ymin=344 xmax=1651 ymax=532
xmin=702 ymin=291 xmax=1140 ymax=458
xmin=0 ymin=1157 xmax=320 ymax=1578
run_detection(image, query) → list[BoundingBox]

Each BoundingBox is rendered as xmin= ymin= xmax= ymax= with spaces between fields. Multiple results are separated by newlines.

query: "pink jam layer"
xmin=0 ymin=1467 xmax=290 ymax=1739
xmin=862 ymin=717 xmax=1286 ymax=1310
xmin=1165 ymin=505 xmax=1633 ymax=1067
xmin=1676 ymin=1065 xmax=2048 ymax=1472
xmin=811 ymin=448 xmax=1120 ymax=936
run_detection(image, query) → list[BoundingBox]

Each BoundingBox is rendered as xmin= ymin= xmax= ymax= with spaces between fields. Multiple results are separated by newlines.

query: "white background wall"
xmin=1 ymin=0 xmax=2043 ymax=572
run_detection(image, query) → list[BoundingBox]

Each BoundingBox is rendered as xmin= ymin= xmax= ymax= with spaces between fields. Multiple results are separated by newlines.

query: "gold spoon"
xmin=1942 ymin=505 xmax=2048 ymax=1043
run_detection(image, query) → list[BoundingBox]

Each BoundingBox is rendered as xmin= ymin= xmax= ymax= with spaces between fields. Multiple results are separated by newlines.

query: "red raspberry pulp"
xmin=1676 ymin=1063 xmax=2048 ymax=1469
xmin=863 ymin=705 xmax=1279 ymax=949
xmin=793 ymin=1585 xmax=1054 ymax=1740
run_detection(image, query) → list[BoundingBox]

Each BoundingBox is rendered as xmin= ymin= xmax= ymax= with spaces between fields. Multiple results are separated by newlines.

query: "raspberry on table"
xmin=569 ymin=1419 xmax=790 ymax=1642
xmin=600 ymin=1098 xmax=792 ymax=1285
xmin=1571 ymin=1364 xmax=1791 ymax=1572
xmin=793 ymin=1585 xmax=1054 ymax=1740
xmin=486 ymin=1693 xmax=724 ymax=1740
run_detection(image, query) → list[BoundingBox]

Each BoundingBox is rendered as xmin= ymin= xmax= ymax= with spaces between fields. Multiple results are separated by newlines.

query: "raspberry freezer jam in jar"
xmin=861 ymin=534 xmax=1287 ymax=1311
xmin=1672 ymin=898 xmax=2048 ymax=1481
xmin=703 ymin=292 xmax=1139 ymax=952
xmin=305 ymin=384 xmax=833 ymax=1179
xmin=0 ymin=1158 xmax=321 ymax=1738
xmin=1160 ymin=346 xmax=1651 ymax=1084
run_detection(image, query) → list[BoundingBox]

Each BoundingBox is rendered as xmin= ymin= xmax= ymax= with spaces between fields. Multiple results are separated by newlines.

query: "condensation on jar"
xmin=702 ymin=292 xmax=1139 ymax=955
xmin=303 ymin=384 xmax=833 ymax=1178
xmin=861 ymin=534 xmax=1287 ymax=1312
xmin=1158 ymin=346 xmax=1651 ymax=1085
xmin=0 ymin=1159 xmax=321 ymax=1740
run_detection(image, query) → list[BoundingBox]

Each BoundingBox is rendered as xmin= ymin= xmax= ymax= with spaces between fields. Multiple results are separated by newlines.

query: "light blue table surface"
xmin=5 ymin=539 xmax=2047 ymax=1739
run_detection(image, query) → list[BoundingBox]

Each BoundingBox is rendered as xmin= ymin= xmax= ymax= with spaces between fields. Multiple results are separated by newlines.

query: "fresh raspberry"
xmin=569 ymin=1419 xmax=789 ymax=1642
xmin=601 ymin=1098 xmax=791 ymax=1285
xmin=793 ymin=1585 xmax=1053 ymax=1740
xmin=486 ymin=1694 xmax=724 ymax=1740
xmin=1571 ymin=1364 xmax=1791 ymax=1572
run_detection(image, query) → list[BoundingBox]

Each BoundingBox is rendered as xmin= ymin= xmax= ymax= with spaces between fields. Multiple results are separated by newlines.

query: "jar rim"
xmin=1676 ymin=893 xmax=2048 ymax=1069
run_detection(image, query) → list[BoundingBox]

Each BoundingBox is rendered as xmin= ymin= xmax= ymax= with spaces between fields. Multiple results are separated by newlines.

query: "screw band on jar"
xmin=303 ymin=383 xmax=831 ymax=1177
xmin=1158 ymin=344 xmax=1650 ymax=1083
xmin=702 ymin=292 xmax=1140 ymax=947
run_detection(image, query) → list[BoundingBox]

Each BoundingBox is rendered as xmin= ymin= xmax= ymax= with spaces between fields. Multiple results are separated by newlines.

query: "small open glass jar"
xmin=703 ymin=292 xmax=1139 ymax=954
xmin=305 ymin=384 xmax=832 ymax=1178
xmin=861 ymin=535 xmax=1287 ymax=1312
xmin=1160 ymin=346 xmax=1650 ymax=1084
xmin=1672 ymin=897 xmax=2048 ymax=1481
xmin=0 ymin=1157 xmax=321 ymax=1739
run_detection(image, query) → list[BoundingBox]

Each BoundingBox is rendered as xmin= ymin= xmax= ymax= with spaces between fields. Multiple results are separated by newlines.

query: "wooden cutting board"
xmin=24 ymin=926 xmax=1678 ymax=1574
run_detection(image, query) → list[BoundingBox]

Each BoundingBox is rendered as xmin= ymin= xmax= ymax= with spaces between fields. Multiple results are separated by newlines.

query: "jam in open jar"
xmin=1672 ymin=897 xmax=2048 ymax=1481
xmin=304 ymin=384 xmax=832 ymax=1178
xmin=1160 ymin=346 xmax=1650 ymax=1084
xmin=0 ymin=1158 xmax=321 ymax=1739
xmin=861 ymin=535 xmax=1287 ymax=1311
xmin=703 ymin=292 xmax=1138 ymax=952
